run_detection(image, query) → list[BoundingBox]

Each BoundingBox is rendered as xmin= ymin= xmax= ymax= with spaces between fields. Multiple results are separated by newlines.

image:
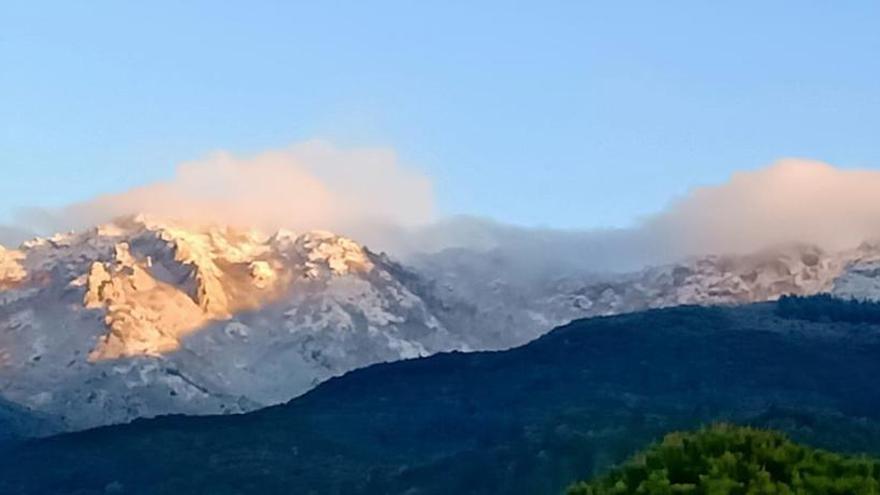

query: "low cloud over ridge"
xmin=646 ymin=159 xmax=880 ymax=256
xmin=397 ymin=159 xmax=880 ymax=272
xmin=4 ymin=149 xmax=880 ymax=274
xmin=6 ymin=140 xmax=434 ymax=243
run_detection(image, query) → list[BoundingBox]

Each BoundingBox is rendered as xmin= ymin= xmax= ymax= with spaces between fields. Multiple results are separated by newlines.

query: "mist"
xmin=0 ymin=226 xmax=35 ymax=249
xmin=6 ymin=140 xmax=434 ymax=243
xmin=382 ymin=159 xmax=880 ymax=274
xmin=648 ymin=159 xmax=880 ymax=254
xmin=4 ymin=148 xmax=880 ymax=275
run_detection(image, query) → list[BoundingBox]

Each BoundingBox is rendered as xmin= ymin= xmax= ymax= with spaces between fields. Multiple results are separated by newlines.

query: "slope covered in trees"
xmin=568 ymin=424 xmax=880 ymax=494
xmin=776 ymin=293 xmax=880 ymax=324
xmin=0 ymin=398 xmax=58 ymax=448
xmin=2 ymin=302 xmax=880 ymax=494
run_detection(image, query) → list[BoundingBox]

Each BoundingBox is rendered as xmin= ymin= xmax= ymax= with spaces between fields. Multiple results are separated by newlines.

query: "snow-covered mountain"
xmin=0 ymin=215 xmax=460 ymax=432
xmin=2 ymin=215 xmax=880 ymax=435
xmin=409 ymin=241 xmax=880 ymax=350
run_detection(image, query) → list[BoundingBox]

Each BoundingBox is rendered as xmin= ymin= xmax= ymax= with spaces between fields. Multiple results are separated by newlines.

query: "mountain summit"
xmin=2 ymin=216 xmax=880 ymax=435
xmin=0 ymin=215 xmax=461 ymax=432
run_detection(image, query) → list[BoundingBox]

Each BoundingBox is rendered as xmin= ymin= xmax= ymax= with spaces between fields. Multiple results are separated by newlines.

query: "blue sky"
xmin=2 ymin=1 xmax=879 ymax=229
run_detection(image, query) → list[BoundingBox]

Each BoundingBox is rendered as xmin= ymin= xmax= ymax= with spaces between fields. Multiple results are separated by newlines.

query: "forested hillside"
xmin=568 ymin=424 xmax=880 ymax=494
xmin=2 ymin=300 xmax=880 ymax=494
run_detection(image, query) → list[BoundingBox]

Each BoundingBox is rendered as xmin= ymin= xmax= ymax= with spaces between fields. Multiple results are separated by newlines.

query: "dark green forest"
xmin=3 ymin=302 xmax=880 ymax=494
xmin=776 ymin=293 xmax=880 ymax=324
xmin=568 ymin=424 xmax=880 ymax=494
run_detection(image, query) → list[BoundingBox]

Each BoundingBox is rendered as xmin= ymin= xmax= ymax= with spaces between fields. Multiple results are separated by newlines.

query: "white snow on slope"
xmin=3 ymin=215 xmax=880 ymax=434
xmin=0 ymin=216 xmax=460 ymax=431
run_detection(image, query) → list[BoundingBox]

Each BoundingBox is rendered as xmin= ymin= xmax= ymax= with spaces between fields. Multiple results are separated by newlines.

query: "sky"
xmin=2 ymin=1 xmax=879 ymax=231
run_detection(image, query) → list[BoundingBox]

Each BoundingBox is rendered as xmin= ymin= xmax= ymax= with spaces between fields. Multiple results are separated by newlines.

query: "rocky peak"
xmin=294 ymin=231 xmax=375 ymax=277
xmin=67 ymin=217 xmax=387 ymax=360
xmin=8 ymin=215 xmax=880 ymax=435
xmin=0 ymin=215 xmax=460 ymax=432
xmin=0 ymin=247 xmax=26 ymax=290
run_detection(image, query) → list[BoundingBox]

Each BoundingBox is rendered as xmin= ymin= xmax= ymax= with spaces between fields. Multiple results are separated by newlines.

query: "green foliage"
xmin=776 ymin=293 xmax=880 ymax=324
xmin=567 ymin=424 xmax=880 ymax=495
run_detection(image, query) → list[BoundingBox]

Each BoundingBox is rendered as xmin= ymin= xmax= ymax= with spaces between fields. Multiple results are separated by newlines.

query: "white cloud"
xmin=402 ymin=159 xmax=880 ymax=272
xmin=8 ymin=140 xmax=434 ymax=241
xmin=647 ymin=159 xmax=880 ymax=255
xmin=6 ymin=151 xmax=880 ymax=276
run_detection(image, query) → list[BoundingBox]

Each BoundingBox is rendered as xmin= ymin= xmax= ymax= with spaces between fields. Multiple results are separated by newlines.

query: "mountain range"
xmin=2 ymin=301 xmax=879 ymax=494
xmin=2 ymin=215 xmax=880 ymax=435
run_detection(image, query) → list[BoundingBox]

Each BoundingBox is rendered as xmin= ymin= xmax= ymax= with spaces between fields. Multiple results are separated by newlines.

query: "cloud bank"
xmin=4 ymin=147 xmax=880 ymax=275
xmin=8 ymin=140 xmax=434 ymax=243
xmin=401 ymin=159 xmax=880 ymax=273
xmin=647 ymin=159 xmax=880 ymax=255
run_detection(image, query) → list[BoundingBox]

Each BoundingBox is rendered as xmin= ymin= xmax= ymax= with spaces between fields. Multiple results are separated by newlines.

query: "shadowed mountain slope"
xmin=3 ymin=301 xmax=880 ymax=494
xmin=0 ymin=397 xmax=58 ymax=447
xmin=5 ymin=215 xmax=880 ymax=434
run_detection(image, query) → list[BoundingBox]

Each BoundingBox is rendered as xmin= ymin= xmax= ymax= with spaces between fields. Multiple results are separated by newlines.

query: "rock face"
xmin=2 ymin=215 xmax=880 ymax=434
xmin=411 ymin=242 xmax=880 ymax=350
xmin=0 ymin=216 xmax=458 ymax=431
xmin=0 ymin=246 xmax=27 ymax=291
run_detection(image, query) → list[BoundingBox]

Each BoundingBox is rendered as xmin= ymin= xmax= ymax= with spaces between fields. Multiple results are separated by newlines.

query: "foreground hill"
xmin=3 ymin=301 xmax=880 ymax=494
xmin=5 ymin=215 xmax=880 ymax=434
xmin=568 ymin=424 xmax=880 ymax=494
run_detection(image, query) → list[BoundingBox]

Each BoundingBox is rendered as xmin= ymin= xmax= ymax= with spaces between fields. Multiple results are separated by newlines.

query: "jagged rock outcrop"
xmin=0 ymin=247 xmax=26 ymax=291
xmin=411 ymin=241 xmax=880 ymax=349
xmin=0 ymin=216 xmax=460 ymax=431
xmin=3 ymin=215 xmax=880 ymax=435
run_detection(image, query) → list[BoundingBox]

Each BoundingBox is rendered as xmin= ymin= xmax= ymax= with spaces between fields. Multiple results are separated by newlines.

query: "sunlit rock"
xmin=0 ymin=247 xmax=27 ymax=290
